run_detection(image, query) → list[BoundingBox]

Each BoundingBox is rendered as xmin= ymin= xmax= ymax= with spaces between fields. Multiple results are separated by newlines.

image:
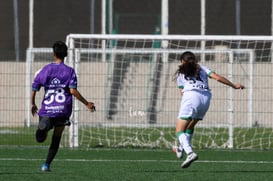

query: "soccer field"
xmin=1 ymin=148 xmax=273 ymax=181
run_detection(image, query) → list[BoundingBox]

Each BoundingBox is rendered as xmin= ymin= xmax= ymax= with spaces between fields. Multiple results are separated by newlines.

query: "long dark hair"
xmin=174 ymin=51 xmax=200 ymax=78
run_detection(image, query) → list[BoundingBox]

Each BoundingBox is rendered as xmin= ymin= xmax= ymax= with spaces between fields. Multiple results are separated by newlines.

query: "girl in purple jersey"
xmin=31 ymin=41 xmax=96 ymax=171
xmin=173 ymin=51 xmax=244 ymax=168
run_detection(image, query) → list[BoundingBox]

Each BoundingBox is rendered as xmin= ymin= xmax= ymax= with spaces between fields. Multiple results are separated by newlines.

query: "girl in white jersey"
xmin=174 ymin=51 xmax=245 ymax=168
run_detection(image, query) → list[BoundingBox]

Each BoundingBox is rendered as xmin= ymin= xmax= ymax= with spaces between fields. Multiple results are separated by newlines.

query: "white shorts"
xmin=178 ymin=90 xmax=212 ymax=120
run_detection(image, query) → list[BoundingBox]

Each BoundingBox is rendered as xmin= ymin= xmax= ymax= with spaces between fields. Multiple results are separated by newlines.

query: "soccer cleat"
xmin=173 ymin=146 xmax=183 ymax=159
xmin=181 ymin=152 xmax=198 ymax=168
xmin=41 ymin=163 xmax=50 ymax=172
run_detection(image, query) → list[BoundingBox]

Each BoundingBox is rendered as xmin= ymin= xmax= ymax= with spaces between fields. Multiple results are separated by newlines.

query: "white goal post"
xmin=26 ymin=34 xmax=273 ymax=149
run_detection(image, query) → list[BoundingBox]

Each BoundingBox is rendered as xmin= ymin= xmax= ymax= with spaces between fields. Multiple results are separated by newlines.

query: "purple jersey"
xmin=32 ymin=62 xmax=77 ymax=118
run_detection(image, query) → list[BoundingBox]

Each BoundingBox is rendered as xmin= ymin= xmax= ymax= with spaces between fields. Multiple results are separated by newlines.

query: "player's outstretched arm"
xmin=70 ymin=88 xmax=96 ymax=112
xmin=210 ymin=72 xmax=245 ymax=89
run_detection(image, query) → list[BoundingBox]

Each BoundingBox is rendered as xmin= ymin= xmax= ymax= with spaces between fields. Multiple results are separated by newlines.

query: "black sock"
xmin=45 ymin=135 xmax=62 ymax=165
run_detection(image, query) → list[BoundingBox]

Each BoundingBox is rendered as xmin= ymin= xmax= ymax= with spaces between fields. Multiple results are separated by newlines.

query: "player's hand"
xmin=86 ymin=102 xmax=96 ymax=112
xmin=234 ymin=84 xmax=245 ymax=89
xmin=31 ymin=104 xmax=38 ymax=116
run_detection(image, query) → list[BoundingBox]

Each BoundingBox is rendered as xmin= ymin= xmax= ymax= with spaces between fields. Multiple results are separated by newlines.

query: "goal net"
xmin=26 ymin=34 xmax=273 ymax=149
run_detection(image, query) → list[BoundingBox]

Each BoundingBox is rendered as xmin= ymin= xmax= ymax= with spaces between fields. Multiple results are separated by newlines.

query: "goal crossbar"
xmin=67 ymin=34 xmax=273 ymax=41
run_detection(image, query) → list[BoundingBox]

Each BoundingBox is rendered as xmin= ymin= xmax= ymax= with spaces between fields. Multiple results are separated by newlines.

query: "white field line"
xmin=0 ymin=158 xmax=273 ymax=164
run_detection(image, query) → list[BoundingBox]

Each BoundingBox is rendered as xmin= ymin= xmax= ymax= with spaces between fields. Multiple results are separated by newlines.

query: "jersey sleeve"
xmin=32 ymin=68 xmax=44 ymax=91
xmin=201 ymin=65 xmax=214 ymax=78
xmin=176 ymin=74 xmax=184 ymax=89
xmin=68 ymin=69 xmax=77 ymax=89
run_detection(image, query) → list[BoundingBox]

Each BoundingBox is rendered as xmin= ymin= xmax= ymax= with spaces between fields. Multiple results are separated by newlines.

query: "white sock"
xmin=178 ymin=133 xmax=193 ymax=154
xmin=178 ymin=133 xmax=193 ymax=151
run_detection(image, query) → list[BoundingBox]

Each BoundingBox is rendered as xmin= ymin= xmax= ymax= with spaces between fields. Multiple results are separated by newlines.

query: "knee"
xmin=38 ymin=117 xmax=51 ymax=131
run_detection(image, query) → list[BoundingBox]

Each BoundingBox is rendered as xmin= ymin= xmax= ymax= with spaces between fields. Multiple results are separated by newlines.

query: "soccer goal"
xmin=26 ymin=34 xmax=273 ymax=149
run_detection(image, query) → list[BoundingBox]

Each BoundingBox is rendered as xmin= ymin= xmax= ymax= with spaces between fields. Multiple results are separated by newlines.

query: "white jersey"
xmin=176 ymin=65 xmax=213 ymax=120
xmin=177 ymin=65 xmax=213 ymax=92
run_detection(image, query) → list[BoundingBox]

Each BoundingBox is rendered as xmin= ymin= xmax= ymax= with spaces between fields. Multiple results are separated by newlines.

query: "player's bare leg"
xmin=42 ymin=126 xmax=65 ymax=171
